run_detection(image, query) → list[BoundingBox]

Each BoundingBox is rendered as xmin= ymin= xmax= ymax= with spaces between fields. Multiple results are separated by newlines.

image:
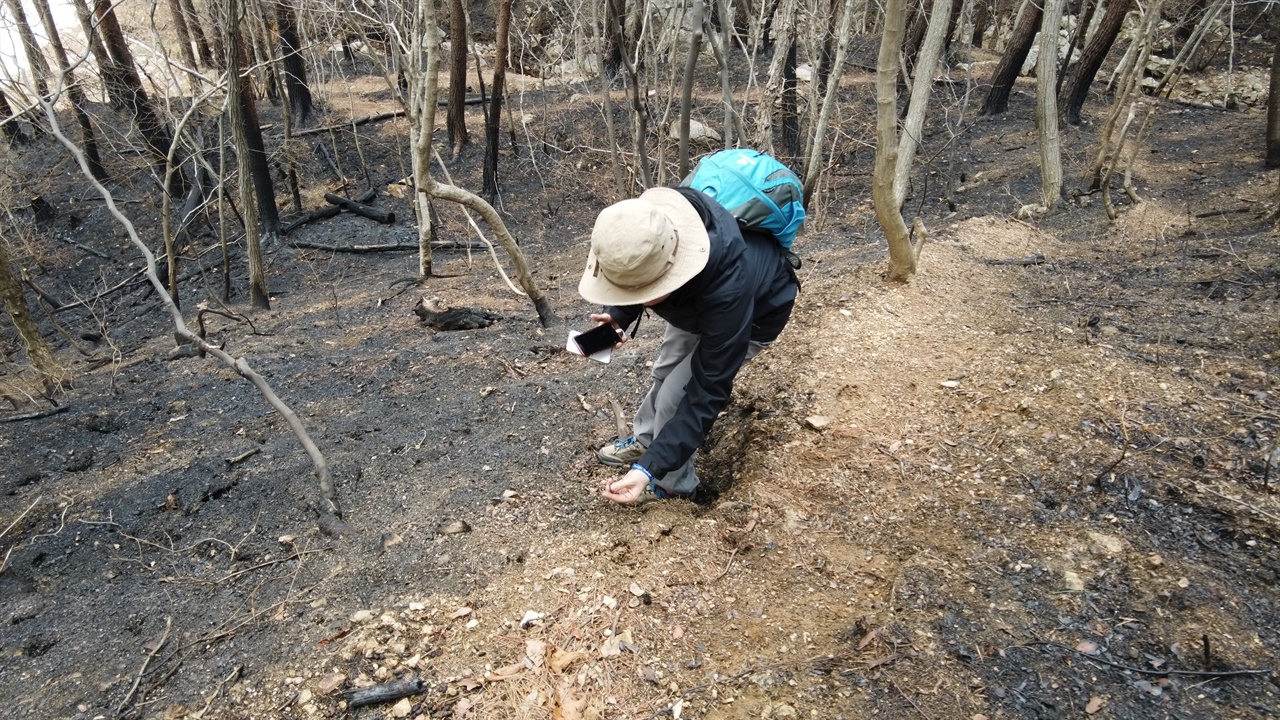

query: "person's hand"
xmin=590 ymin=313 xmax=627 ymax=346
xmin=601 ymin=467 xmax=649 ymax=504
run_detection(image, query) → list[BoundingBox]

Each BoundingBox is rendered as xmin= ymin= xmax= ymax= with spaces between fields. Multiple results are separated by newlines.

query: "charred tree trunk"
xmin=483 ymin=0 xmax=512 ymax=200
xmin=3 ymin=0 xmax=51 ymax=98
xmin=941 ymin=0 xmax=964 ymax=56
xmin=94 ymin=0 xmax=185 ymax=195
xmin=1056 ymin=0 xmax=1097 ymax=97
xmin=0 ymin=90 xmax=29 ymax=144
xmin=980 ymin=0 xmax=1042 ymax=115
xmin=815 ymin=0 xmax=838 ymax=96
xmin=780 ymin=40 xmax=801 ymax=161
xmin=33 ymin=0 xmax=107 ymax=181
xmin=1059 ymin=0 xmax=1133 ymax=125
xmin=971 ymin=0 xmax=989 ymax=47
xmin=447 ymin=0 xmax=470 ymax=158
xmin=603 ymin=0 xmax=624 ymax=78
xmin=276 ymin=0 xmax=313 ymax=124
xmin=165 ymin=0 xmax=201 ymax=71
xmin=180 ymin=0 xmax=215 ymax=67
xmin=0 ymin=242 xmax=64 ymax=389
xmin=903 ymin=0 xmax=933 ymax=73
xmin=224 ymin=0 xmax=272 ymax=309
xmin=70 ymin=0 xmax=129 ymax=108
xmin=759 ymin=0 xmax=778 ymax=52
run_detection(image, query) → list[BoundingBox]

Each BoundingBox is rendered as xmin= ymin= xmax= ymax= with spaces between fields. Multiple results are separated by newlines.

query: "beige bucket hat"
xmin=578 ymin=187 xmax=711 ymax=306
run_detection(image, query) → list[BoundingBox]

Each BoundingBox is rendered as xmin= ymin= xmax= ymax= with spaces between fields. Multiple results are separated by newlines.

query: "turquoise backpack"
xmin=680 ymin=149 xmax=806 ymax=249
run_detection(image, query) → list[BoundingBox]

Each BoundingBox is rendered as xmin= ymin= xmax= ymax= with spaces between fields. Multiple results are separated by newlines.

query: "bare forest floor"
xmin=2 ymin=44 xmax=1280 ymax=720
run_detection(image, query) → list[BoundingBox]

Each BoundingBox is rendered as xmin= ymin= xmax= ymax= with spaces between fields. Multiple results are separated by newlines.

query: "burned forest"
xmin=2 ymin=0 xmax=1280 ymax=718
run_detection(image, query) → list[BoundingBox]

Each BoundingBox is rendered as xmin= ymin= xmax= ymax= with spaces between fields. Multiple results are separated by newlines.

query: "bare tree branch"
xmin=39 ymin=98 xmax=350 ymax=537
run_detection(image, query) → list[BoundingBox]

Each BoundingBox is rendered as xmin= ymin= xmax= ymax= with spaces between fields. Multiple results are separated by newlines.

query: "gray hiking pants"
xmin=633 ymin=325 xmax=769 ymax=495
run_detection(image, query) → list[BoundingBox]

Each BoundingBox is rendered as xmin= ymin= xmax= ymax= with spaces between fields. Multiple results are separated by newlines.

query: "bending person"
xmin=578 ymin=185 xmax=799 ymax=505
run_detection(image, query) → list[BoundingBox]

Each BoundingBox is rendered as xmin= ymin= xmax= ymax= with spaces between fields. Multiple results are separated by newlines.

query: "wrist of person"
xmin=630 ymin=463 xmax=654 ymax=482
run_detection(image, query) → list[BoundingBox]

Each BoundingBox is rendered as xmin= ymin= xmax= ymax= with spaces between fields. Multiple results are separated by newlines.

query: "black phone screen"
xmin=574 ymin=324 xmax=621 ymax=356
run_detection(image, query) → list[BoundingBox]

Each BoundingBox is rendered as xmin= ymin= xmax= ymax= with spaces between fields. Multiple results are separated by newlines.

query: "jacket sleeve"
xmin=638 ymin=264 xmax=752 ymax=478
xmin=602 ymin=304 xmax=642 ymax=334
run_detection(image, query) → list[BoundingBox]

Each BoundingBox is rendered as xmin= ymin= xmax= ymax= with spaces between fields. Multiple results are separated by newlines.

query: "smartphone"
xmin=574 ymin=324 xmax=622 ymax=357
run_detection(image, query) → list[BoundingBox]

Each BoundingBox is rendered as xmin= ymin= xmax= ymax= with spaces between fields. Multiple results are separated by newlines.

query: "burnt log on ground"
xmin=343 ymin=676 xmax=425 ymax=708
xmin=282 ymin=189 xmax=377 ymax=234
xmin=291 ymin=240 xmax=418 ymax=253
xmin=324 ymin=192 xmax=394 ymax=224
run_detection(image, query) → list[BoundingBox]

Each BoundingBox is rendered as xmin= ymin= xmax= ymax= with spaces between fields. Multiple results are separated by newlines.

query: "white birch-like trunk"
xmin=1036 ymin=0 xmax=1065 ymax=209
xmin=873 ymin=0 xmax=919 ymax=282
xmin=801 ymin=0 xmax=857 ymax=200
xmin=892 ymin=0 xmax=956 ymax=210
xmin=409 ymin=0 xmax=443 ymax=277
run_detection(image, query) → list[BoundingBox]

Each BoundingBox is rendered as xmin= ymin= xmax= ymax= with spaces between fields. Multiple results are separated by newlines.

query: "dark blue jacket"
xmin=604 ymin=188 xmax=797 ymax=478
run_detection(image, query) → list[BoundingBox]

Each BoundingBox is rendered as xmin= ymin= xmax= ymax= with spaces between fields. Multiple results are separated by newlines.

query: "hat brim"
xmin=578 ymin=187 xmax=711 ymax=306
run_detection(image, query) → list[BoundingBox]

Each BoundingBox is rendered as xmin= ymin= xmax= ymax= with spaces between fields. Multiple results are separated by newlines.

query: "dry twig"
xmin=0 ymin=496 xmax=43 ymax=574
xmin=117 ymin=616 xmax=172 ymax=718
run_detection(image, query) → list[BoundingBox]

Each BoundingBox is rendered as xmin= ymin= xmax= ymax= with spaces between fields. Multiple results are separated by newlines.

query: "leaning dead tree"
xmin=42 ymin=101 xmax=350 ymax=538
xmin=32 ymin=0 xmax=106 ymax=181
xmin=0 ymin=239 xmax=65 ymax=391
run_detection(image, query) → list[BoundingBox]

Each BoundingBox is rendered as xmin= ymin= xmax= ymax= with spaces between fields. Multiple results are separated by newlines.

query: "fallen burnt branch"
xmin=1193 ymin=207 xmax=1254 ymax=219
xmin=117 ymin=616 xmax=171 ymax=718
xmin=344 ymin=676 xmax=426 ymax=708
xmin=0 ymin=404 xmax=69 ymax=423
xmin=292 ymin=97 xmax=487 ymax=138
xmin=281 ymin=205 xmax=341 ymax=234
xmin=431 ymin=239 xmax=497 ymax=250
xmin=282 ymin=189 xmax=377 ymax=235
xmin=294 ymin=109 xmax=405 ymax=137
xmin=52 ymin=269 xmax=147 ymax=314
xmin=292 ymin=241 xmax=418 ymax=253
xmin=324 ymin=192 xmax=394 ymax=224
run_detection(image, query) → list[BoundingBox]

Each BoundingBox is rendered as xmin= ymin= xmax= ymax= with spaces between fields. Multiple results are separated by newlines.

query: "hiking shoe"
xmin=632 ymin=480 xmax=688 ymax=508
xmin=597 ymin=435 xmax=646 ymax=467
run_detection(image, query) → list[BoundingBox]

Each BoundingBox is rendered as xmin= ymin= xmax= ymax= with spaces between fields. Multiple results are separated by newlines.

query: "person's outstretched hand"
xmin=601 ymin=467 xmax=648 ymax=504
xmin=589 ymin=313 xmax=627 ymax=347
